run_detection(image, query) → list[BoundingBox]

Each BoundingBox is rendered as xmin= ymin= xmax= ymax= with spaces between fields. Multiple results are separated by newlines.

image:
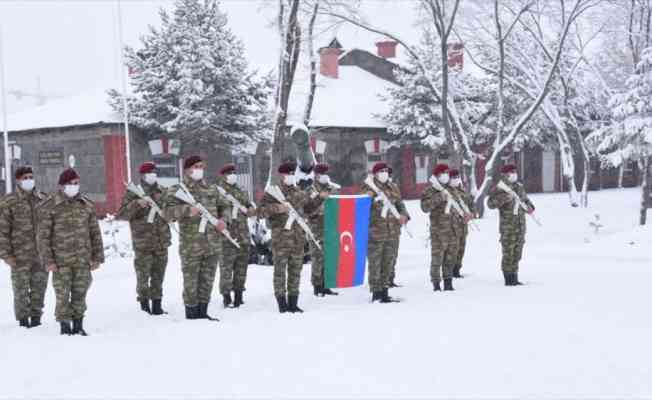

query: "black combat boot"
xmin=444 ymin=278 xmax=455 ymax=291
xmin=433 ymin=281 xmax=441 ymax=292
xmin=371 ymin=291 xmax=382 ymax=302
xmin=198 ymin=303 xmax=219 ymax=321
xmin=287 ymin=295 xmax=304 ymax=313
xmin=503 ymin=271 xmax=512 ymax=286
xmin=322 ymin=288 xmax=338 ymax=296
xmin=453 ymin=265 xmax=463 ymax=278
xmin=19 ymin=318 xmax=29 ymax=328
xmin=151 ymin=299 xmax=165 ymax=315
xmin=30 ymin=316 xmax=41 ymax=328
xmin=185 ymin=305 xmax=199 ymax=320
xmin=222 ymin=292 xmax=232 ymax=308
xmin=72 ymin=318 xmax=88 ymax=336
xmin=233 ymin=290 xmax=244 ymax=308
xmin=512 ymin=273 xmax=523 ymax=286
xmin=60 ymin=321 xmax=72 ymax=335
xmin=276 ymin=295 xmax=288 ymax=313
xmin=313 ymin=285 xmax=323 ymax=297
xmin=140 ymin=299 xmax=151 ymax=314
xmin=380 ymin=288 xmax=396 ymax=303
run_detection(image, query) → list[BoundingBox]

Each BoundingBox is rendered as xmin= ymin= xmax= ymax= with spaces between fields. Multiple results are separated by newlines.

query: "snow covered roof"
xmin=6 ymin=89 xmax=122 ymax=133
xmin=308 ymin=65 xmax=396 ymax=128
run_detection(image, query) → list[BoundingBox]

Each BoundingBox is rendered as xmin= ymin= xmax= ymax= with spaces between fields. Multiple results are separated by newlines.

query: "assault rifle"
xmin=215 ymin=184 xmax=251 ymax=220
xmin=428 ymin=176 xmax=479 ymax=231
xmin=266 ymin=185 xmax=321 ymax=250
xmin=364 ymin=175 xmax=413 ymax=238
xmin=496 ymin=180 xmax=542 ymax=226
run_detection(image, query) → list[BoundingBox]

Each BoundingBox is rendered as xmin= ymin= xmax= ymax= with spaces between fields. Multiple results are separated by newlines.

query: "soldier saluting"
xmin=0 ymin=166 xmax=48 ymax=328
xmin=117 ymin=161 xmax=171 ymax=315
xmin=216 ymin=163 xmax=256 ymax=308
xmin=38 ymin=169 xmax=104 ymax=335
xmin=258 ymin=161 xmax=327 ymax=313
xmin=163 ymin=156 xmax=228 ymax=320
xmin=488 ymin=164 xmax=535 ymax=286
xmin=308 ymin=163 xmax=338 ymax=297
xmin=361 ymin=162 xmax=410 ymax=303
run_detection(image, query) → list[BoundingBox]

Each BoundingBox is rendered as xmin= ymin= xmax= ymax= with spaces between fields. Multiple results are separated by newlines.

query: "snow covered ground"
xmin=1 ymin=188 xmax=651 ymax=398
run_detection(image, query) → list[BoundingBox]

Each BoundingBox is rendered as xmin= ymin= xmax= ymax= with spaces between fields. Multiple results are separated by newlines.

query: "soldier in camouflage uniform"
xmin=487 ymin=164 xmax=535 ymax=286
xmin=420 ymin=164 xmax=462 ymax=292
xmin=258 ymin=161 xmax=327 ymax=313
xmin=449 ymin=168 xmax=476 ymax=278
xmin=361 ymin=162 xmax=409 ymax=303
xmin=163 ymin=156 xmax=228 ymax=320
xmin=309 ymin=163 xmax=338 ymax=297
xmin=216 ymin=163 xmax=256 ymax=308
xmin=386 ymin=167 xmax=405 ymax=288
xmin=117 ymin=162 xmax=171 ymax=315
xmin=0 ymin=166 xmax=48 ymax=328
xmin=38 ymin=169 xmax=104 ymax=335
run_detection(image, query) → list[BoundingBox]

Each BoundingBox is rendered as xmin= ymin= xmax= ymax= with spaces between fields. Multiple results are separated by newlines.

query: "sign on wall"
xmin=39 ymin=149 xmax=65 ymax=166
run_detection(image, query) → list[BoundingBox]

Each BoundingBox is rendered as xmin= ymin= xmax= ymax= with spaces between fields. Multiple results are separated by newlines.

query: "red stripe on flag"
xmin=336 ymin=198 xmax=356 ymax=287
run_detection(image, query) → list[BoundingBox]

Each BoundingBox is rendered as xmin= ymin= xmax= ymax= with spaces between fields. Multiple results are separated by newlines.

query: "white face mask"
xmin=318 ymin=175 xmax=330 ymax=185
xmin=190 ymin=168 xmax=204 ymax=181
xmin=376 ymin=171 xmax=389 ymax=183
xmin=438 ymin=173 xmax=450 ymax=185
xmin=450 ymin=177 xmax=461 ymax=188
xmin=507 ymin=173 xmax=518 ymax=183
xmin=143 ymin=173 xmax=157 ymax=185
xmin=63 ymin=184 xmax=80 ymax=198
xmin=19 ymin=179 xmax=35 ymax=192
xmin=283 ymin=175 xmax=295 ymax=186
xmin=226 ymin=174 xmax=237 ymax=185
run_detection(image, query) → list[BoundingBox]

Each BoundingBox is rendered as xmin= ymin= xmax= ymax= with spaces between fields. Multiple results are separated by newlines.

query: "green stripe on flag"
xmin=323 ymin=198 xmax=340 ymax=288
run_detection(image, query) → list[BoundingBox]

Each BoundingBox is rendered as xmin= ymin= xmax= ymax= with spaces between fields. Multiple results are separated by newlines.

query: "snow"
xmin=308 ymin=66 xmax=396 ymax=128
xmin=2 ymin=188 xmax=652 ymax=398
xmin=7 ymin=88 xmax=121 ymax=132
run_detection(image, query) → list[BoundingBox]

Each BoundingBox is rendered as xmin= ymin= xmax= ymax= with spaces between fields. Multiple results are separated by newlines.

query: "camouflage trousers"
xmin=310 ymin=240 xmax=324 ymax=287
xmin=220 ymin=241 xmax=250 ymax=294
xmin=134 ymin=249 xmax=168 ymax=301
xmin=367 ymin=238 xmax=397 ymax=292
xmin=272 ymin=238 xmax=304 ymax=297
xmin=10 ymin=260 xmax=48 ymax=320
xmin=52 ymin=262 xmax=92 ymax=322
xmin=388 ymin=234 xmax=400 ymax=283
xmin=500 ymin=234 xmax=525 ymax=273
xmin=455 ymin=229 xmax=469 ymax=268
xmin=180 ymin=253 xmax=218 ymax=306
xmin=430 ymin=234 xmax=460 ymax=283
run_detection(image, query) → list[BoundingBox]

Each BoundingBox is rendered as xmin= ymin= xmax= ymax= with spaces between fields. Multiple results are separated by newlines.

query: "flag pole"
xmin=0 ymin=26 xmax=11 ymax=194
xmin=116 ymin=0 xmax=132 ymax=183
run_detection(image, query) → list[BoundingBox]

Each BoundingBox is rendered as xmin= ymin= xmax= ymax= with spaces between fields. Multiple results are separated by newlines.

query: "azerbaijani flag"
xmin=323 ymin=195 xmax=372 ymax=288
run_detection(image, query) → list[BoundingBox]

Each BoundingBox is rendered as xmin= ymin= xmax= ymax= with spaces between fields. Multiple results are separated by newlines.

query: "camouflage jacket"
xmin=258 ymin=183 xmax=323 ymax=246
xmin=37 ymin=191 xmax=105 ymax=268
xmin=420 ymin=184 xmax=461 ymax=240
xmin=307 ymin=181 xmax=338 ymax=240
xmin=0 ymin=187 xmax=47 ymax=264
xmin=116 ymin=182 xmax=171 ymax=253
xmin=164 ymin=177 xmax=228 ymax=258
xmin=361 ymin=178 xmax=409 ymax=241
xmin=450 ymin=186 xmax=476 ymax=235
xmin=215 ymin=178 xmax=252 ymax=246
xmin=487 ymin=179 xmax=534 ymax=237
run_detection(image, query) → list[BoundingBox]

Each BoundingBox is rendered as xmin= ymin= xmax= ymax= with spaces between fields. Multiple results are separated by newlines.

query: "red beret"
xmin=183 ymin=155 xmax=203 ymax=170
xmin=278 ymin=161 xmax=297 ymax=174
xmin=220 ymin=164 xmax=236 ymax=175
xmin=58 ymin=168 xmax=79 ymax=185
xmin=449 ymin=169 xmax=460 ymax=178
xmin=433 ymin=163 xmax=449 ymax=176
xmin=372 ymin=162 xmax=388 ymax=174
xmin=501 ymin=164 xmax=517 ymax=174
xmin=14 ymin=166 xmax=33 ymax=179
xmin=139 ymin=162 xmax=156 ymax=174
xmin=314 ymin=163 xmax=329 ymax=174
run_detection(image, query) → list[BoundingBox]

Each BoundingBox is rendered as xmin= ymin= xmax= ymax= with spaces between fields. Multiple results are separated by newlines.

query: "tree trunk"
xmin=640 ymin=156 xmax=649 ymax=225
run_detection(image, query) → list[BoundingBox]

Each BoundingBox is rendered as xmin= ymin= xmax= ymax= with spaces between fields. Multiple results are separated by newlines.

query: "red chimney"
xmin=319 ymin=47 xmax=344 ymax=79
xmin=447 ymin=43 xmax=464 ymax=71
xmin=376 ymin=40 xmax=398 ymax=59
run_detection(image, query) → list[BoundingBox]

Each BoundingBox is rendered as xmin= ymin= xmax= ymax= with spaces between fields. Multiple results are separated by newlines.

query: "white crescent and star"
xmin=340 ymin=231 xmax=353 ymax=253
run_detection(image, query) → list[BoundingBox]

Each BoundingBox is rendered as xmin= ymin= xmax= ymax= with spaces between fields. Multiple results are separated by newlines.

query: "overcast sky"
xmin=0 ymin=0 xmax=421 ymax=114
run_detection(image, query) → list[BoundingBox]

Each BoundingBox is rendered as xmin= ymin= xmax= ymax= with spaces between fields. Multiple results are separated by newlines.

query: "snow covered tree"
xmin=109 ymin=0 xmax=272 ymax=150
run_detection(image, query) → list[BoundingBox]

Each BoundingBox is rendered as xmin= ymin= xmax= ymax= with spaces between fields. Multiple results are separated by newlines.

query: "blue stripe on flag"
xmin=353 ymin=197 xmax=371 ymax=286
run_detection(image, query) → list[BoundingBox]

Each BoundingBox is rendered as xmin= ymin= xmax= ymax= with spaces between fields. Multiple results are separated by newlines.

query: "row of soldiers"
xmin=0 ymin=155 xmax=534 ymax=334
